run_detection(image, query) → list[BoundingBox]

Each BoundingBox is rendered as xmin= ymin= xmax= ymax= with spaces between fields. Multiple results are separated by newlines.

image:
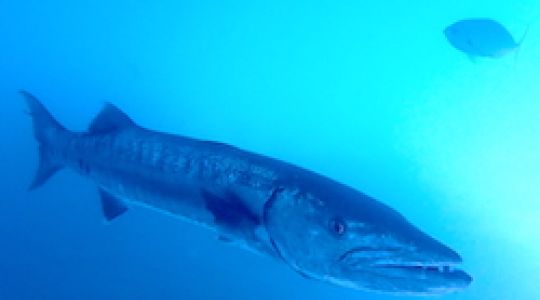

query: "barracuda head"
xmin=263 ymin=184 xmax=472 ymax=295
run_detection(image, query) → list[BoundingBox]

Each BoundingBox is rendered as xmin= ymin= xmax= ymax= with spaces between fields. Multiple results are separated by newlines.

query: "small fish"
xmin=444 ymin=18 xmax=528 ymax=58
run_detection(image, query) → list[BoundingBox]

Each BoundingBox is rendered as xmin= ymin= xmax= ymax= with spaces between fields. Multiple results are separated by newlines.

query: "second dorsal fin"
xmin=88 ymin=103 xmax=135 ymax=134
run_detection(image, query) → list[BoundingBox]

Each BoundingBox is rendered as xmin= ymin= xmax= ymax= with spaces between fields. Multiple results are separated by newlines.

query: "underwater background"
xmin=1 ymin=0 xmax=539 ymax=299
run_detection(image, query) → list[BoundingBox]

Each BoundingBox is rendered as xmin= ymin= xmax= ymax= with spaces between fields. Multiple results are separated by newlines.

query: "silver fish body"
xmin=23 ymin=90 xmax=472 ymax=295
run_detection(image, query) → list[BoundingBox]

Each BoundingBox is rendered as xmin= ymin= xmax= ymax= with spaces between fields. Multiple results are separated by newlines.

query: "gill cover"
xmin=263 ymin=188 xmax=340 ymax=279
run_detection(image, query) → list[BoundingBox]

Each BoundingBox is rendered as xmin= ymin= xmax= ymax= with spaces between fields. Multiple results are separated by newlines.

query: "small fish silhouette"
xmin=444 ymin=18 xmax=528 ymax=59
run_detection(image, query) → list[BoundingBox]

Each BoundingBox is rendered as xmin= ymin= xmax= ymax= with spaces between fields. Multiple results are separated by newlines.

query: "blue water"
xmin=1 ymin=1 xmax=539 ymax=299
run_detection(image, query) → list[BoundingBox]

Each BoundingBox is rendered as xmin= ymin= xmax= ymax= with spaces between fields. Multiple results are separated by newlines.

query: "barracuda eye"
xmin=329 ymin=217 xmax=347 ymax=236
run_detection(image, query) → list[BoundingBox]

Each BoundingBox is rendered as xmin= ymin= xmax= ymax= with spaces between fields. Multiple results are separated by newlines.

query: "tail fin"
xmin=21 ymin=90 xmax=67 ymax=190
xmin=512 ymin=22 xmax=533 ymax=67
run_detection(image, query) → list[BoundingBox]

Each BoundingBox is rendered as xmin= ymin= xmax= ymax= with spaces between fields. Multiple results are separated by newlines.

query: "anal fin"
xmin=98 ymin=189 xmax=128 ymax=221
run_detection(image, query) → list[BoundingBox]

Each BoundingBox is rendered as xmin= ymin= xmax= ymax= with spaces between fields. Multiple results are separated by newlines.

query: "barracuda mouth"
xmin=374 ymin=263 xmax=461 ymax=275
xmin=374 ymin=262 xmax=473 ymax=291
xmin=338 ymin=248 xmax=472 ymax=284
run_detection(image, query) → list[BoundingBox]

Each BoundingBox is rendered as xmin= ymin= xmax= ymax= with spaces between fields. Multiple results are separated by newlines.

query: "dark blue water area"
xmin=1 ymin=1 xmax=540 ymax=299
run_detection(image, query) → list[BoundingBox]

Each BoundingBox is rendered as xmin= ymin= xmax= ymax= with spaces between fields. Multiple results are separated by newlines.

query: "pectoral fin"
xmin=201 ymin=189 xmax=260 ymax=233
xmin=99 ymin=189 xmax=128 ymax=221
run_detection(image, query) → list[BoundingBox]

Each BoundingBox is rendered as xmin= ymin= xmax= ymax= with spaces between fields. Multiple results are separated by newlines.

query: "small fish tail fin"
xmin=517 ymin=23 xmax=531 ymax=46
xmin=513 ymin=23 xmax=532 ymax=66
xmin=21 ymin=90 xmax=69 ymax=190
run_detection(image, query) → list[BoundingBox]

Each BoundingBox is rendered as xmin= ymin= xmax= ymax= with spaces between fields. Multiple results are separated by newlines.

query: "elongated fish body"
xmin=23 ymin=91 xmax=472 ymax=295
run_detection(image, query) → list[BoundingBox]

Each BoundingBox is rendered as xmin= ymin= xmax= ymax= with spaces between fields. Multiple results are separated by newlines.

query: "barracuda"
xmin=23 ymin=90 xmax=472 ymax=295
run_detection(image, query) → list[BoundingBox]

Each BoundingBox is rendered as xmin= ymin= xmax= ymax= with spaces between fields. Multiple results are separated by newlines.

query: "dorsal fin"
xmin=88 ymin=103 xmax=135 ymax=134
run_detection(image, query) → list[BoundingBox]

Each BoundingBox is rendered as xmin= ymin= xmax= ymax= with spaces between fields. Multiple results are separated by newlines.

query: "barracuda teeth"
xmin=374 ymin=262 xmax=458 ymax=274
xmin=418 ymin=265 xmax=452 ymax=273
